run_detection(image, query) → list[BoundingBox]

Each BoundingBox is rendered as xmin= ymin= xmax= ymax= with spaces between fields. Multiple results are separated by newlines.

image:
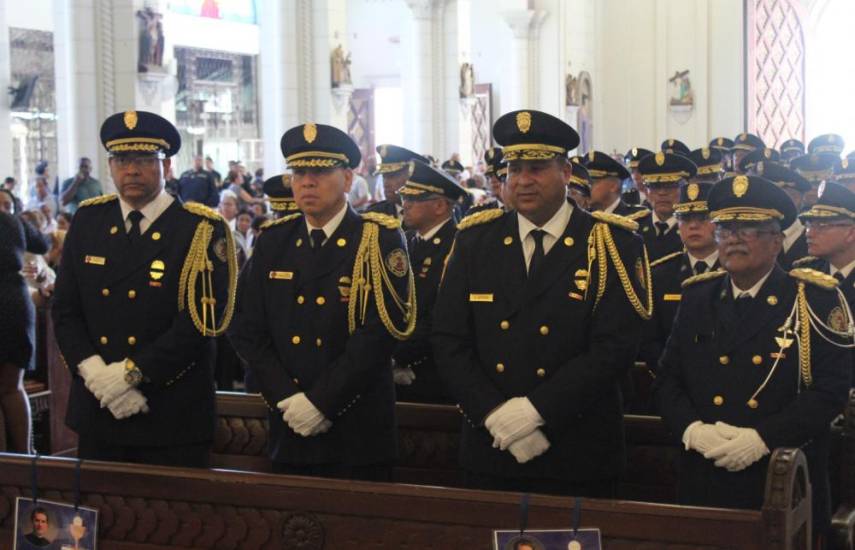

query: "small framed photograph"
xmin=493 ymin=528 xmax=602 ymax=550
xmin=13 ymin=497 xmax=98 ymax=550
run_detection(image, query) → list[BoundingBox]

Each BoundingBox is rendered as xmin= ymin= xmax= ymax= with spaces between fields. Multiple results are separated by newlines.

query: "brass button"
xmin=713 ymin=395 xmax=724 ymax=406
xmin=151 ymin=231 xmax=161 ymax=241
xmin=316 ymin=296 xmax=326 ymax=305
xmin=292 ymin=377 xmax=300 ymax=385
xmin=128 ymin=290 xmax=137 ymax=299
xmin=536 ymin=368 xmax=546 ymax=378
xmin=496 ymin=363 xmax=505 ymax=373
xmin=564 ymin=237 xmax=574 ymax=247
xmin=316 ymin=338 xmax=323 ymax=347
xmin=297 ymin=295 xmax=305 ymax=304
xmin=337 ymin=238 xmax=347 ymax=247
xmin=291 ymin=336 xmax=301 ymax=345
xmin=99 ymin=336 xmax=108 ymax=345
xmin=101 ymin=288 xmax=110 ymax=297
xmin=503 ymin=236 xmax=513 ymax=245
xmin=767 ymin=295 xmax=778 ymax=306
xmin=110 ymin=226 xmax=118 ymax=235
xmin=752 ymin=355 xmax=762 ymax=365
xmin=127 ymin=336 xmax=137 ymax=346
xmin=539 ymin=325 xmax=549 ymax=336
xmin=719 ymin=356 xmax=730 ymax=365
xmin=500 ymin=320 xmax=510 ymax=330
xmin=296 ymin=238 xmax=303 ymax=247
xmin=747 ymin=399 xmax=759 ymax=409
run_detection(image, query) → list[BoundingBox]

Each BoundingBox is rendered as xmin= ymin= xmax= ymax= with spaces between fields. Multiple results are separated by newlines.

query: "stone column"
xmin=0 ymin=1 xmax=12 ymax=181
xmin=502 ymin=9 xmax=536 ymax=111
xmin=404 ymin=0 xmax=437 ymax=155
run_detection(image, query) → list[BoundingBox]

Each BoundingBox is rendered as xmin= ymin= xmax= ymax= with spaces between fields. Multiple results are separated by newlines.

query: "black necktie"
xmin=310 ymin=229 xmax=326 ymax=251
xmin=127 ymin=210 xmax=143 ymax=244
xmin=735 ymin=292 xmax=753 ymax=316
xmin=833 ymin=271 xmax=845 ymax=283
xmin=528 ymin=229 xmax=546 ymax=278
xmin=694 ymin=262 xmax=708 ymax=275
xmin=655 ymin=221 xmax=669 ymax=236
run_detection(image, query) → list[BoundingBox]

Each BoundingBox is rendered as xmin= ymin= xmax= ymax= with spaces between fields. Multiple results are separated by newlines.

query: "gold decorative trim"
xmin=457 ymin=208 xmax=504 ymax=230
xmin=591 ymin=211 xmax=639 ymax=232
xmin=361 ymin=211 xmax=401 ymax=229
xmin=105 ymin=137 xmax=170 ymax=149
xmin=800 ymin=205 xmax=855 ymax=219
xmin=650 ymin=250 xmax=683 ymax=268
xmin=261 ymin=212 xmax=303 ymax=230
xmin=789 ymin=267 xmax=838 ymax=290
xmin=681 ymin=269 xmax=726 ymax=288
xmin=711 ymin=206 xmax=784 ymax=222
xmin=79 ymin=194 xmax=118 ymax=208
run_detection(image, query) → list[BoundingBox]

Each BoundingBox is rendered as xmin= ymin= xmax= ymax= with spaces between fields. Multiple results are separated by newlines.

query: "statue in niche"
xmin=331 ymin=45 xmax=352 ymax=88
xmin=136 ymin=7 xmax=165 ymax=72
xmin=577 ymin=71 xmax=593 ymax=154
xmin=669 ymin=70 xmax=694 ymax=106
xmin=459 ymin=63 xmax=475 ymax=98
xmin=565 ymin=63 xmax=579 ymax=106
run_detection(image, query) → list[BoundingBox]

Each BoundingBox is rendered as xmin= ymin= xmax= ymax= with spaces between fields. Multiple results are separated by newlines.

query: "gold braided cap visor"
xmin=674 ymin=201 xmax=709 ymax=214
xmin=812 ymin=145 xmax=842 ymax=154
xmin=696 ymin=164 xmax=723 ymax=175
xmin=502 ymin=143 xmax=566 ymax=161
xmin=799 ymin=205 xmax=855 ymax=220
xmin=106 ymin=137 xmax=171 ymax=153
xmin=286 ymin=150 xmax=350 ymax=168
xmin=376 ymin=161 xmax=409 ymax=174
xmin=398 ymin=181 xmax=445 ymax=197
xmin=710 ymin=206 xmax=784 ymax=223
xmin=642 ymin=171 xmax=690 ymax=184
xmin=268 ymin=198 xmax=299 ymax=211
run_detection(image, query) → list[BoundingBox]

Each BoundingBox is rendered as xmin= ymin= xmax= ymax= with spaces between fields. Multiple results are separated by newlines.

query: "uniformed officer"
xmin=661 ymin=138 xmax=691 ymax=157
xmin=709 ymin=137 xmax=735 ymax=176
xmin=688 ymin=147 xmax=725 ymax=184
xmin=262 ymin=173 xmax=300 ymax=218
xmin=731 ymin=132 xmax=766 ymax=175
xmin=441 ymin=158 xmax=465 ymax=180
xmin=566 ymin=161 xmax=591 ymax=211
xmin=483 ymin=146 xmax=508 ymax=210
xmin=392 ymin=160 xmax=467 ymax=403
xmin=641 ymin=179 xmax=719 ymax=373
xmin=791 ymin=153 xmax=836 ymax=208
xmin=753 ymin=162 xmax=811 ymax=269
xmin=654 ymin=175 xmax=852 ymax=537
xmin=624 ymin=147 xmax=654 ymax=207
xmin=365 ymin=144 xmax=429 ymax=219
xmin=737 ymin=147 xmax=780 ymax=174
xmin=780 ymin=139 xmax=805 ymax=163
xmin=52 ymin=110 xmax=236 ymax=466
xmin=433 ymin=109 xmax=651 ymax=495
xmin=795 ymin=181 xmax=855 ymax=386
xmin=229 ymin=123 xmax=415 ymax=480
xmin=584 ymin=150 xmax=648 ymax=219
xmin=808 ymin=133 xmax=846 ymax=157
xmin=833 ymin=157 xmax=855 ymax=193
xmin=636 ymin=152 xmax=697 ymax=262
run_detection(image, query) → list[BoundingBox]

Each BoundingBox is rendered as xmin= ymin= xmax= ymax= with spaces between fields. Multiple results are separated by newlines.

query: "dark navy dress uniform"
xmin=654 ymin=176 xmax=852 ymax=533
xmin=584 ymin=150 xmax=649 ymax=219
xmin=637 ymin=152 xmax=697 ymax=263
xmin=433 ymin=110 xmax=651 ymax=493
xmin=229 ymin=124 xmax=415 ymax=473
xmin=754 ymin=161 xmax=813 ymax=270
xmin=52 ymin=111 xmax=236 ymax=466
xmin=363 ymin=144 xmax=429 ymax=220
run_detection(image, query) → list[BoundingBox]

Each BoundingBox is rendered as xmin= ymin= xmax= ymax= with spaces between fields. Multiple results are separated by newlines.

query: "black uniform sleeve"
xmin=21 ymin=217 xmax=49 ymax=254
xmin=205 ymin=173 xmax=219 ymax=208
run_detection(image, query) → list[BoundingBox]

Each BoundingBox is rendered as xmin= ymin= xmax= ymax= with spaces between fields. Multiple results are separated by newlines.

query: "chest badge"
xmin=149 ymin=260 xmax=165 ymax=286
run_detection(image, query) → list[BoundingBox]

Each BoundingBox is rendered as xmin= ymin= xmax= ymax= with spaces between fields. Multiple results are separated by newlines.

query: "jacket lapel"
xmin=102 ymin=201 xmax=181 ymax=286
xmin=719 ymin=266 xmax=788 ymax=353
xmin=498 ymin=214 xmax=527 ymax=317
xmin=302 ymin=207 xmax=362 ymax=283
xmin=522 ymin=207 xmax=587 ymax=303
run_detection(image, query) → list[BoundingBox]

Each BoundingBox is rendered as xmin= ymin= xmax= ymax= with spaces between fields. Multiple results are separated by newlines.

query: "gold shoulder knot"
xmin=789 ymin=268 xmax=838 ymax=290
xmin=361 ymin=211 xmax=401 ymax=229
xmin=626 ymin=209 xmax=651 ymax=221
xmin=183 ymin=201 xmax=226 ymax=222
xmin=457 ymin=208 xmax=504 ymax=231
xmin=591 ymin=211 xmax=639 ymax=232
xmin=791 ymin=256 xmax=819 ymax=268
xmin=681 ymin=269 xmax=726 ymax=288
xmin=650 ymin=250 xmax=683 ymax=268
xmin=78 ymin=194 xmax=118 ymax=208
xmin=261 ymin=212 xmax=303 ymax=230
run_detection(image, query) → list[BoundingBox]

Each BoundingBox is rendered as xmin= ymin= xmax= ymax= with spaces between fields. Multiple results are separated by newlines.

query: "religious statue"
xmin=565 ymin=63 xmax=579 ymax=106
xmin=669 ymin=70 xmax=694 ymax=106
xmin=459 ymin=63 xmax=475 ymax=98
xmin=136 ymin=7 xmax=165 ymax=72
xmin=331 ymin=45 xmax=352 ymax=88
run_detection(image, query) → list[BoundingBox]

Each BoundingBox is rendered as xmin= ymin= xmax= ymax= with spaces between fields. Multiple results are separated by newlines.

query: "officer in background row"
xmin=392 ymin=160 xmax=466 ymax=403
xmin=52 ymin=110 xmax=236 ymax=466
xmin=624 ymin=147 xmax=654 ymax=208
xmin=753 ymin=161 xmax=811 ymax=270
xmin=263 ymin=173 xmax=300 ymax=219
xmin=566 ymin=161 xmax=591 ymax=211
xmin=433 ymin=109 xmax=650 ymax=496
xmin=731 ymin=132 xmax=765 ymax=175
xmin=584 ymin=151 xmax=647 ymax=219
xmin=365 ymin=144 xmax=429 ymax=220
xmin=483 ymin=146 xmax=508 ymax=211
xmin=230 ymin=123 xmax=415 ymax=480
xmin=709 ymin=137 xmax=735 ymax=176
xmin=636 ymin=152 xmax=696 ymax=262
xmin=779 ymin=139 xmax=805 ymax=163
xmin=654 ymin=175 xmax=852 ymax=540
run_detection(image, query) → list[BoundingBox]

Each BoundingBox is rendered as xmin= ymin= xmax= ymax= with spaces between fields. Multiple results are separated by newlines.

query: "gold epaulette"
xmin=78 ymin=194 xmax=118 ymax=208
xmin=650 ymin=250 xmax=683 ymax=268
xmin=457 ymin=208 xmax=504 ymax=231
xmin=591 ymin=211 xmax=639 ymax=232
xmin=626 ymin=209 xmax=651 ymax=221
xmin=789 ymin=268 xmax=838 ymax=290
xmin=681 ymin=269 xmax=726 ymax=288
xmin=361 ymin=211 xmax=401 ymax=229
xmin=260 ymin=212 xmax=302 ymax=230
xmin=792 ymin=256 xmax=819 ymax=268
xmin=183 ymin=201 xmax=226 ymax=222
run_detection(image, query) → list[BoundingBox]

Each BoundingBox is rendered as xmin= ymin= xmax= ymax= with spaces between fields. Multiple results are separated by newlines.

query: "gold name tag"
xmin=663 ymin=294 xmax=682 ymax=302
xmin=269 ymin=271 xmax=294 ymax=280
xmin=568 ymin=292 xmax=584 ymax=301
xmin=85 ymin=255 xmax=106 ymax=266
xmin=469 ymin=293 xmax=493 ymax=303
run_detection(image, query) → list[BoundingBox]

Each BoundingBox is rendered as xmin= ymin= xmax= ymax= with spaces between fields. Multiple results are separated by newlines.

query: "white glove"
xmin=704 ymin=422 xmax=770 ymax=472
xmin=77 ymin=355 xmax=107 ymax=383
xmin=484 ymin=397 xmax=544 ymax=450
xmin=277 ymin=393 xmax=330 ymax=437
xmin=85 ymin=360 xmax=132 ymax=407
xmin=508 ymin=428 xmax=551 ymax=464
xmin=682 ymin=420 xmax=734 ymax=454
xmin=107 ymin=389 xmax=150 ymax=419
xmin=393 ymin=366 xmax=416 ymax=386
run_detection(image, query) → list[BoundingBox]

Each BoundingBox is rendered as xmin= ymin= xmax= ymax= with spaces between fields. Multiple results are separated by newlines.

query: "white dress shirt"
xmin=306 ymin=201 xmax=349 ymax=246
xmin=417 ymin=218 xmax=452 ymax=241
xmin=830 ymin=257 xmax=855 ymax=280
xmin=688 ymin=250 xmax=719 ymax=273
xmin=730 ymin=267 xmax=775 ymax=298
xmin=119 ymin=190 xmax=174 ymax=234
xmin=517 ymin=200 xmax=574 ymax=272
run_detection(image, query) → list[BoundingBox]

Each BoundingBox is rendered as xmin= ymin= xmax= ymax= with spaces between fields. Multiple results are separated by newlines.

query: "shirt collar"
xmin=419 ymin=217 xmax=452 ymax=241
xmin=653 ymin=212 xmax=677 ymax=229
xmin=306 ymin=201 xmax=349 ymax=239
xmin=604 ymin=197 xmax=621 ymax=214
xmin=730 ymin=266 xmax=775 ymax=299
xmin=517 ymin=200 xmax=574 ymax=243
xmin=831 ymin=257 xmax=855 ymax=280
xmin=688 ymin=250 xmax=719 ymax=269
xmin=119 ymin=190 xmax=173 ymax=225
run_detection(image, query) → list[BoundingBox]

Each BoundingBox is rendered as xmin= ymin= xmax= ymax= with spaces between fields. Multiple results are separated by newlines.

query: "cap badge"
xmin=702 ymin=148 xmax=710 ymax=160
xmin=281 ymin=174 xmax=292 ymax=188
xmin=687 ymin=183 xmax=699 ymax=201
xmin=516 ymin=111 xmax=532 ymax=134
xmin=740 ymin=132 xmax=747 ymax=141
xmin=733 ymin=175 xmax=749 ymax=198
xmin=764 ymin=148 xmax=772 ymax=159
xmin=655 ymin=151 xmax=665 ymax=166
xmin=123 ymin=111 xmax=138 ymax=130
xmin=818 ymin=181 xmax=826 ymax=198
xmin=588 ymin=151 xmax=595 ymax=162
xmin=717 ymin=138 xmax=724 ymax=146
xmin=843 ymin=159 xmax=849 ymax=169
xmin=303 ymin=123 xmax=318 ymax=144
xmin=632 ymin=147 xmax=638 ymax=156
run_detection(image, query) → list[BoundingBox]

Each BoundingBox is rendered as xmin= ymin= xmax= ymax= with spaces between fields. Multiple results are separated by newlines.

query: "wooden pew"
xmin=0 ymin=449 xmax=813 ymax=549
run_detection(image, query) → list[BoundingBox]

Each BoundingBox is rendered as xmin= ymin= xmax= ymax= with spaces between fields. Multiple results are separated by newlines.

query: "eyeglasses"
xmin=110 ymin=155 xmax=163 ymax=168
xmin=714 ymin=225 xmax=779 ymax=241
xmin=805 ymin=220 xmax=855 ymax=231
